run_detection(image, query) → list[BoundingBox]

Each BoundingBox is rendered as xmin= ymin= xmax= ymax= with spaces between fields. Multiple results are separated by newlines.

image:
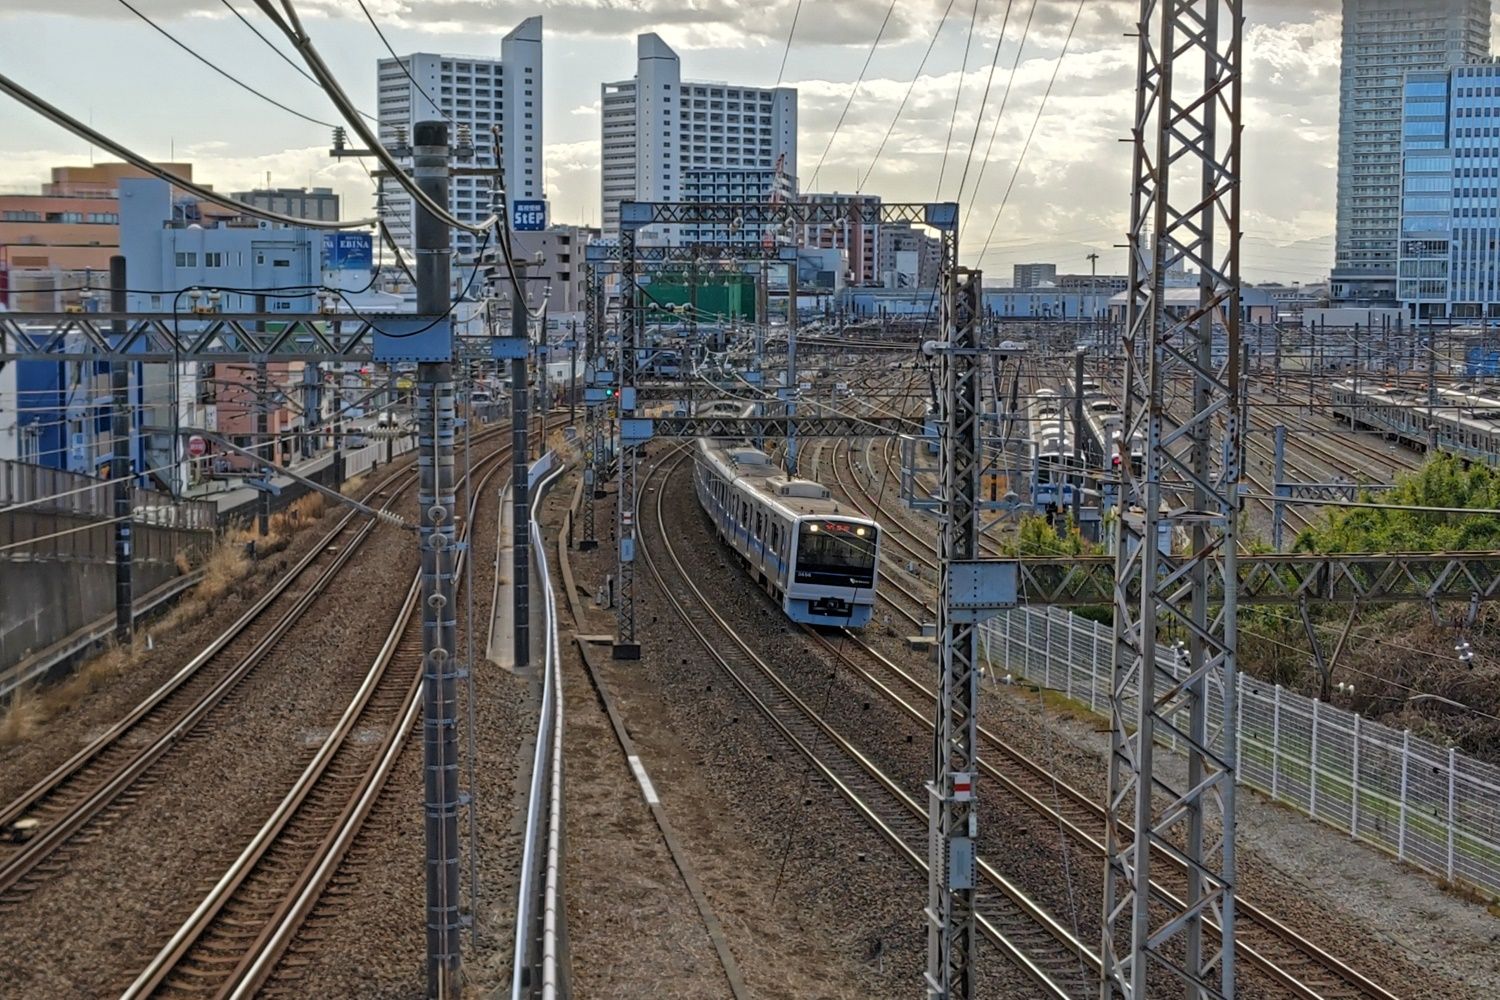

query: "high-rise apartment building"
xmin=1332 ymin=0 xmax=1489 ymax=305
xmin=377 ymin=16 xmax=543 ymax=260
xmin=600 ymin=33 xmax=797 ymax=240
xmin=679 ymin=168 xmax=797 ymax=246
xmin=800 ymin=192 xmax=882 ymax=285
xmin=1398 ymin=61 xmax=1500 ymax=318
xmin=1013 ymin=262 xmax=1058 ymax=289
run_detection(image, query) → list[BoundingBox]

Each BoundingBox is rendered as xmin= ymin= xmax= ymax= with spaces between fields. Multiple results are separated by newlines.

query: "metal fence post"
xmin=1089 ymin=626 xmax=1098 ymax=712
xmin=1398 ymin=729 xmax=1411 ymax=861
xmin=1309 ymin=698 xmax=1321 ymax=816
xmin=1447 ymin=746 xmax=1458 ymax=883
xmin=1350 ymin=713 xmax=1362 ymax=837
xmin=1235 ymin=672 xmax=1244 ymax=786
xmin=1043 ymin=614 xmax=1053 ymax=690
xmin=1271 ymin=684 xmax=1282 ymax=800
xmin=1065 ymin=617 xmax=1074 ymax=701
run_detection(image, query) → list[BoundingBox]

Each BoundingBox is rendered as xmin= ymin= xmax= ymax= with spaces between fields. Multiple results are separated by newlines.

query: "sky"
xmin=0 ymin=0 xmax=1437 ymax=285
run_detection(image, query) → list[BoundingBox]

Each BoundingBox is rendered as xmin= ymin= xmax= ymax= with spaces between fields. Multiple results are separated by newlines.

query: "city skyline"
xmin=0 ymin=1 xmax=1479 ymax=283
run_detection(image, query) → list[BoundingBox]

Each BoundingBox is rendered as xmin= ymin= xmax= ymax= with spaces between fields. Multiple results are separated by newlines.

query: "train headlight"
xmin=809 ymin=523 xmax=819 ymax=532
xmin=855 ymin=527 xmax=866 ymax=537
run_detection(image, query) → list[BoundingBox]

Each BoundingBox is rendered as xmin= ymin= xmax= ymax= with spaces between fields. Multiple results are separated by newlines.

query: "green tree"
xmin=1294 ymin=454 xmax=1500 ymax=553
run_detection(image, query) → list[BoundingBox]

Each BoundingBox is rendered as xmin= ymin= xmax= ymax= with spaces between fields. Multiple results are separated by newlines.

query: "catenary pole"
xmin=413 ymin=119 xmax=462 ymax=999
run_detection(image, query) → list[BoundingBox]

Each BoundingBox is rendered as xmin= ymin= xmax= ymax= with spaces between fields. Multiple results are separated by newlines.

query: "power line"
xmin=806 ymin=0 xmax=899 ymax=191
xmin=113 ymin=0 xmax=335 ymax=129
xmin=955 ymin=0 xmax=1018 ymax=204
xmin=935 ymin=0 xmax=983 ymax=200
xmin=357 ymin=0 xmax=453 ymax=124
xmin=960 ymin=0 xmax=1039 ymax=229
xmin=219 ymin=0 xmax=380 ymax=122
xmin=978 ymin=0 xmax=1086 ymax=265
xmin=0 ymin=70 xmax=375 ymax=230
xmin=859 ymin=0 xmax=959 ymax=192
xmin=251 ymin=0 xmax=496 ymax=236
xmin=775 ymin=0 xmax=804 ymax=89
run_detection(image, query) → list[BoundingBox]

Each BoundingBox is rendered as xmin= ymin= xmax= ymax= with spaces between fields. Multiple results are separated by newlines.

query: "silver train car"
xmin=1329 ymin=379 xmax=1500 ymax=467
xmin=693 ymin=429 xmax=881 ymax=627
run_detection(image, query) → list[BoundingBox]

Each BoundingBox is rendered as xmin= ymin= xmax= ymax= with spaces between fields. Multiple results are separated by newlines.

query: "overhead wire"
xmin=250 ymin=0 xmax=497 ymax=236
xmin=860 ymin=0 xmax=959 ymax=192
xmin=112 ymin=0 xmax=337 ymax=128
xmin=806 ymin=0 xmax=900 ymax=190
xmin=357 ymin=0 xmax=453 ymax=124
xmin=935 ymin=0 xmax=983 ymax=200
xmin=775 ymin=0 xmax=804 ymax=88
xmin=959 ymin=0 xmax=1037 ymax=222
xmin=0 ymin=71 xmax=376 ymax=229
xmin=978 ymin=0 xmax=1086 ymax=263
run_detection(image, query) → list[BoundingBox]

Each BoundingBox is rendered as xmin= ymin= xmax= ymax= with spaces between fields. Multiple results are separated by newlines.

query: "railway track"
xmin=119 ymin=430 xmax=518 ymax=998
xmin=808 ymin=628 xmax=1404 ymax=1000
xmin=805 ymin=388 xmax=1402 ymax=998
xmin=0 ymin=455 xmax=439 ymax=904
xmin=644 ymin=448 xmax=1101 ymax=999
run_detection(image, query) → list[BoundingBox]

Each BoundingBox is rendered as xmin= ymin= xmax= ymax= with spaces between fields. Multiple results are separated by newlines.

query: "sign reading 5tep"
xmin=511 ymin=199 xmax=548 ymax=232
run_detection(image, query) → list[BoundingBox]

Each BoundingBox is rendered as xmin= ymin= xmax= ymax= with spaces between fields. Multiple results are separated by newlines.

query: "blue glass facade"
xmin=1399 ymin=63 xmax=1500 ymax=318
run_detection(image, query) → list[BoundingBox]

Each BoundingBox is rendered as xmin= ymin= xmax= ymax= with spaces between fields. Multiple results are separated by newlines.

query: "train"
xmin=692 ymin=404 xmax=882 ymax=627
xmin=1028 ymin=388 xmax=1075 ymax=510
xmin=1073 ymin=378 xmax=1146 ymax=477
xmin=1329 ymin=379 xmax=1500 ymax=467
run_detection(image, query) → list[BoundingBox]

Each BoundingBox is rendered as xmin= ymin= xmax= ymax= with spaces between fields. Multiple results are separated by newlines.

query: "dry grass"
xmin=0 ymin=689 xmax=41 ymax=746
xmin=0 ymin=486 xmax=332 ymax=749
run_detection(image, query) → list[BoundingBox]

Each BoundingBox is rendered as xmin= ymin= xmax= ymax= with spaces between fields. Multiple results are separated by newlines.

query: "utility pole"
xmin=255 ymin=359 xmax=270 ymax=537
xmin=412 ymin=119 xmax=462 ymax=999
xmin=613 ymin=212 xmax=643 ymax=659
xmin=511 ymin=263 xmax=531 ymax=670
xmin=110 ymin=255 xmax=132 ymax=642
xmin=785 ymin=259 xmax=800 ymax=475
xmin=1071 ymin=345 xmax=1085 ymax=530
xmin=1100 ymin=3 xmax=1242 ymax=997
xmin=568 ymin=319 xmax=578 ymax=427
xmin=579 ymin=264 xmax=601 ymax=552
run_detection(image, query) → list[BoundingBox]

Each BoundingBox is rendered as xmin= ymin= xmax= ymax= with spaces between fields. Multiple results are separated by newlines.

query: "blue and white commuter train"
xmin=693 ymin=416 xmax=882 ymax=627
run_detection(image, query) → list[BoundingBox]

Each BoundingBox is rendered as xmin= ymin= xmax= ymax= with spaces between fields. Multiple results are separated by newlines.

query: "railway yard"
xmin=4 ymin=346 xmax=1498 ymax=999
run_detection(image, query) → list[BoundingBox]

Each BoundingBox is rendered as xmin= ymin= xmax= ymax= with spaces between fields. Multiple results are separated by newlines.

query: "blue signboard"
xmin=512 ymin=199 xmax=548 ymax=232
xmin=323 ymin=232 xmax=373 ymax=271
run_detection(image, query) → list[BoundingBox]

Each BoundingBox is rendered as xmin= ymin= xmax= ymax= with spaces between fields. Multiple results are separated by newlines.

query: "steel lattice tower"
xmin=1101 ymin=2 xmax=1243 ymax=998
xmin=927 ymin=224 xmax=983 ymax=997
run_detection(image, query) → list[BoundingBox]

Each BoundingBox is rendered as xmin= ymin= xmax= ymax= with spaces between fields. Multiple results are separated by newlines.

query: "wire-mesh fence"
xmin=984 ymin=605 xmax=1500 ymax=899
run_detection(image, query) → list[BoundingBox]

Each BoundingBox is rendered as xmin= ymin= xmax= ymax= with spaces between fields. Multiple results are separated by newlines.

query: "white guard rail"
xmin=511 ymin=451 xmax=569 ymax=999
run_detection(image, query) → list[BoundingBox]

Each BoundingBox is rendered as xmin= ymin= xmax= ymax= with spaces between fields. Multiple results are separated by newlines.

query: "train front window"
xmin=795 ymin=521 xmax=877 ymax=587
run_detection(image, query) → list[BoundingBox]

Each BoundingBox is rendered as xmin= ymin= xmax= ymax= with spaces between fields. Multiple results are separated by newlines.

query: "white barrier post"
xmin=1309 ymin=698 xmax=1321 ymax=815
xmin=1271 ymin=685 xmax=1282 ymax=800
xmin=1447 ymin=746 xmax=1458 ymax=883
xmin=1235 ymin=672 xmax=1245 ymax=786
xmin=1350 ymin=713 xmax=1362 ymax=837
xmin=1397 ymin=729 xmax=1411 ymax=861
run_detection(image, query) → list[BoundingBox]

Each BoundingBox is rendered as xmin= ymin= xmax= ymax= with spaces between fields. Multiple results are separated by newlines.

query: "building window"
xmin=174 ymin=251 xmax=198 ymax=267
xmin=273 ymin=258 xmax=291 ymax=267
xmin=204 ymin=251 xmax=225 ymax=268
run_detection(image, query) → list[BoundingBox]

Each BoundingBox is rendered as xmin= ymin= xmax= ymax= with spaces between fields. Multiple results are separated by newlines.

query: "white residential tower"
xmin=377 ymin=16 xmax=543 ymax=260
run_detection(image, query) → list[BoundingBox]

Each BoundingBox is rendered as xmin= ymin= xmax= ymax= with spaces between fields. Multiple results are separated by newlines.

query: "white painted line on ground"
xmin=627 ymin=754 xmax=660 ymax=805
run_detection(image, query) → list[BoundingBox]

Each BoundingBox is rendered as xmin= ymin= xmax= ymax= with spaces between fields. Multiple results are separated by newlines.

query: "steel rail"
xmin=814 ymin=628 xmax=1403 ymax=1000
xmin=121 ymin=435 xmax=518 ymax=998
xmin=645 ymin=448 xmax=1101 ymax=998
xmin=0 ymin=449 xmax=464 ymax=899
